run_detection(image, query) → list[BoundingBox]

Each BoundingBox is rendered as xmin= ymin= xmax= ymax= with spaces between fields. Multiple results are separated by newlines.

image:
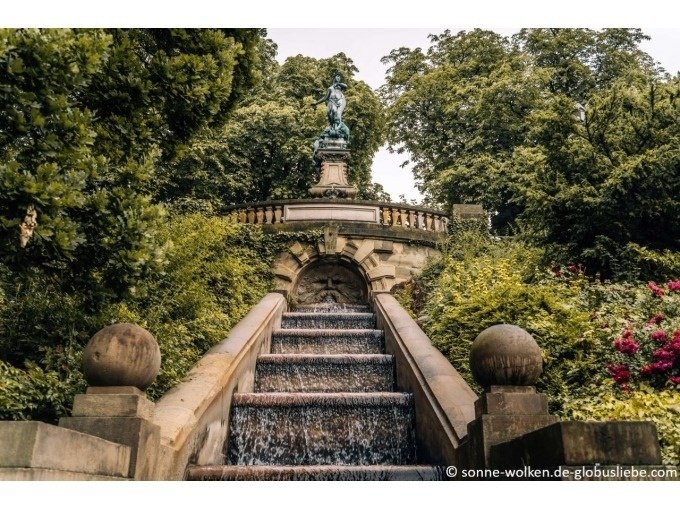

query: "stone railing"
xmin=223 ymin=199 xmax=449 ymax=233
xmin=373 ymin=293 xmax=477 ymax=466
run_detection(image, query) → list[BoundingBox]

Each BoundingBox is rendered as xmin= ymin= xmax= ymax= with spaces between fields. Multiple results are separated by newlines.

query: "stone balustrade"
xmin=224 ymin=199 xmax=449 ymax=233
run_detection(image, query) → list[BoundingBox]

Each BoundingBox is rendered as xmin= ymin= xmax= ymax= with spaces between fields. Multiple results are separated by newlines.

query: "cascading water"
xmin=186 ymin=301 xmax=444 ymax=481
xmin=270 ymin=329 xmax=385 ymax=354
xmin=227 ymin=393 xmax=415 ymax=465
xmin=281 ymin=312 xmax=376 ymax=329
xmin=255 ymin=354 xmax=394 ymax=392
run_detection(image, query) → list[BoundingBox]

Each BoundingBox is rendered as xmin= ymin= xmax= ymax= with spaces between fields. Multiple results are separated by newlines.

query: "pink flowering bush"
xmin=606 ymin=281 xmax=680 ymax=390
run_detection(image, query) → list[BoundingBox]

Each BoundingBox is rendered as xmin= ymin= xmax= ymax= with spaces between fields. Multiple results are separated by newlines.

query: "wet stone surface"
xmin=227 ymin=393 xmax=415 ymax=465
xmin=271 ymin=329 xmax=385 ymax=355
xmin=281 ymin=312 xmax=376 ymax=330
xmin=220 ymin=301 xmax=425 ymax=478
xmin=255 ymin=354 xmax=394 ymax=392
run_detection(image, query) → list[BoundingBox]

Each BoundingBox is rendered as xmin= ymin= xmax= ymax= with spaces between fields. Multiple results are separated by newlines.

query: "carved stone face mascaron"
xmin=294 ymin=261 xmax=367 ymax=304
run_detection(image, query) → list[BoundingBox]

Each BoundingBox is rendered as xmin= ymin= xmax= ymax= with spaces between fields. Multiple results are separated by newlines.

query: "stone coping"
xmin=222 ymin=198 xmax=449 ymax=217
xmin=150 ymin=293 xmax=286 ymax=479
xmin=374 ymin=293 xmax=477 ymax=465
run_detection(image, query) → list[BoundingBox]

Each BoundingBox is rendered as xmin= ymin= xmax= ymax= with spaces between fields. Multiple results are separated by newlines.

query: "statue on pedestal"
xmin=312 ymin=70 xmax=350 ymax=145
xmin=308 ymin=70 xmax=357 ymax=199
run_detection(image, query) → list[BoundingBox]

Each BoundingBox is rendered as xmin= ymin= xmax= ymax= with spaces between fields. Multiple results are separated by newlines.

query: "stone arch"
xmin=292 ymin=258 xmax=368 ymax=305
xmin=272 ymin=232 xmax=397 ymax=298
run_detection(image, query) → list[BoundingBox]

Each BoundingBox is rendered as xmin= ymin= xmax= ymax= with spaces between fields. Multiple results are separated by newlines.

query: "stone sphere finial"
xmin=83 ymin=323 xmax=161 ymax=390
xmin=470 ymin=324 xmax=543 ymax=388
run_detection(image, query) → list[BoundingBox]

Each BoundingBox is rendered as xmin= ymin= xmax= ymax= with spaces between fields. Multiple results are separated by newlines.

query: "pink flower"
xmin=613 ymin=337 xmax=640 ymax=355
xmin=646 ymin=313 xmax=665 ymax=325
xmin=669 ymin=376 xmax=680 ymax=385
xmin=651 ymin=361 xmax=674 ymax=373
xmin=567 ymin=264 xmax=580 ymax=274
xmin=669 ymin=339 xmax=680 ymax=353
xmin=650 ymin=330 xmax=668 ymax=343
xmin=652 ymin=348 xmax=676 ymax=363
xmin=607 ymin=363 xmax=631 ymax=383
xmin=648 ymin=282 xmax=665 ymax=298
xmin=640 ymin=364 xmax=655 ymax=376
xmin=667 ymin=280 xmax=680 ymax=292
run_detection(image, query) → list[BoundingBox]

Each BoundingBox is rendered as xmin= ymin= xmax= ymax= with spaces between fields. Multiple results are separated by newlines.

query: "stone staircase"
xmin=186 ymin=303 xmax=444 ymax=480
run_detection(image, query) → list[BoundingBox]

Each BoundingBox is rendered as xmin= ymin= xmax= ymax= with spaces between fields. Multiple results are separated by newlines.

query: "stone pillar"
xmin=463 ymin=324 xmax=558 ymax=471
xmin=309 ymin=145 xmax=357 ymax=198
xmin=59 ymin=323 xmax=162 ymax=480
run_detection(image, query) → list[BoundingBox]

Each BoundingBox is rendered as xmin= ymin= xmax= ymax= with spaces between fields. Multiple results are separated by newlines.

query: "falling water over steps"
xmin=186 ymin=302 xmax=444 ymax=481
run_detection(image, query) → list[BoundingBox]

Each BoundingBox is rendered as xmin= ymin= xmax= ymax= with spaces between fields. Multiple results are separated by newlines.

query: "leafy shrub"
xmin=604 ymin=281 xmax=680 ymax=390
xmin=0 ymin=214 xmax=275 ymax=419
xmin=395 ymin=225 xmax=680 ymax=463
xmin=398 ymin=230 xmax=607 ymax=410
xmin=563 ymin=386 xmax=680 ymax=466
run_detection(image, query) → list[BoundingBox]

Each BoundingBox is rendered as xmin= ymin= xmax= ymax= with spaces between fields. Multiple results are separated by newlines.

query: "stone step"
xmin=281 ymin=312 xmax=375 ymax=330
xmin=186 ymin=464 xmax=445 ymax=481
xmin=227 ymin=392 xmax=415 ymax=466
xmin=271 ymin=329 xmax=384 ymax=354
xmin=254 ymin=354 xmax=394 ymax=392
xmin=293 ymin=303 xmax=371 ymax=313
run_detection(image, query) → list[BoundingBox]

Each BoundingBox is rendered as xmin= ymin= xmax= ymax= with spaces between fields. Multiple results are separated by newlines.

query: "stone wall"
xmin=273 ymin=224 xmax=441 ymax=300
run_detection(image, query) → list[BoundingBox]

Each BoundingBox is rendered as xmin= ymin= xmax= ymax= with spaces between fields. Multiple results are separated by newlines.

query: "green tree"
xmin=163 ymin=52 xmax=386 ymax=208
xmin=382 ymin=28 xmax=677 ymax=276
xmin=0 ymin=28 xmax=264 ymax=301
xmin=381 ymin=29 xmax=540 ymax=229
xmin=514 ymin=73 xmax=680 ymax=278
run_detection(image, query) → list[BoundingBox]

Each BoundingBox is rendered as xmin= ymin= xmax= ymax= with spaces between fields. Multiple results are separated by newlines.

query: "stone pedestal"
xmin=59 ymin=386 xmax=160 ymax=480
xmin=309 ymin=146 xmax=357 ymax=198
xmin=464 ymin=385 xmax=559 ymax=470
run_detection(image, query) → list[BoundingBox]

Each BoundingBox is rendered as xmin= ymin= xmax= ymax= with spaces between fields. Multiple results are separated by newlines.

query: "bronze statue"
xmin=312 ymin=70 xmax=350 ymax=144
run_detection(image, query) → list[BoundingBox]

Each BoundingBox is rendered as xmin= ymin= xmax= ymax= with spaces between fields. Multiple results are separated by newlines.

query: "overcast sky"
xmin=269 ymin=28 xmax=680 ymax=202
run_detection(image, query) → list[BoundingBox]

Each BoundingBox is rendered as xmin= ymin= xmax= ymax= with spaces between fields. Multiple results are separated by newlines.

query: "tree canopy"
xmin=381 ymin=28 xmax=679 ymax=278
xmin=0 ymin=28 xmax=265 ymax=300
xmin=162 ymin=51 xmax=387 ymax=209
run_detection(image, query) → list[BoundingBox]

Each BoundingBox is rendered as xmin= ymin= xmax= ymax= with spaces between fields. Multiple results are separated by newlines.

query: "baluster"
xmin=381 ymin=206 xmax=390 ymax=225
xmin=247 ymin=208 xmax=255 ymax=224
xmin=391 ymin=207 xmax=399 ymax=226
xmin=426 ymin=212 xmax=433 ymax=231
xmin=255 ymin=207 xmax=264 ymax=224
xmin=399 ymin=208 xmax=408 ymax=227
xmin=265 ymin=206 xmax=273 ymax=224
xmin=408 ymin=209 xmax=416 ymax=229
xmin=434 ymin=214 xmax=441 ymax=232
xmin=416 ymin=211 xmax=425 ymax=229
xmin=238 ymin=209 xmax=246 ymax=223
xmin=274 ymin=205 xmax=283 ymax=223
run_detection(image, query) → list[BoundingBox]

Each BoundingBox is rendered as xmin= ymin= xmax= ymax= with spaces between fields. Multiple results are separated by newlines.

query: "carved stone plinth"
xmin=309 ymin=147 xmax=357 ymax=199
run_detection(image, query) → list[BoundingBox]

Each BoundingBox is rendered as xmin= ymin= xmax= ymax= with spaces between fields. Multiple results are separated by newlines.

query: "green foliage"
xmin=563 ymin=387 xmax=680 ymax=465
xmin=0 ymin=215 xmax=275 ymax=419
xmin=621 ymin=243 xmax=680 ymax=282
xmin=98 ymin=214 xmax=274 ymax=398
xmin=0 ymin=359 xmax=85 ymax=422
xmin=396 ymin=223 xmax=680 ymax=463
xmin=163 ymin=52 xmax=386 ymax=207
xmin=409 ymin=231 xmax=606 ymax=407
xmin=516 ymin=74 xmax=680 ymax=279
xmin=0 ymin=28 xmax=266 ymax=302
xmin=382 ymin=28 xmax=678 ymax=278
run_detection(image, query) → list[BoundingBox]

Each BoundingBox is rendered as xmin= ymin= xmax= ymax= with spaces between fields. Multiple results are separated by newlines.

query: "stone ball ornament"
xmin=83 ymin=323 xmax=161 ymax=390
xmin=470 ymin=324 xmax=543 ymax=388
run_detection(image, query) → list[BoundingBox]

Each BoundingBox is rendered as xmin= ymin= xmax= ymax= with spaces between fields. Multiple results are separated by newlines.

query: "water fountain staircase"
xmin=186 ymin=302 xmax=443 ymax=480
